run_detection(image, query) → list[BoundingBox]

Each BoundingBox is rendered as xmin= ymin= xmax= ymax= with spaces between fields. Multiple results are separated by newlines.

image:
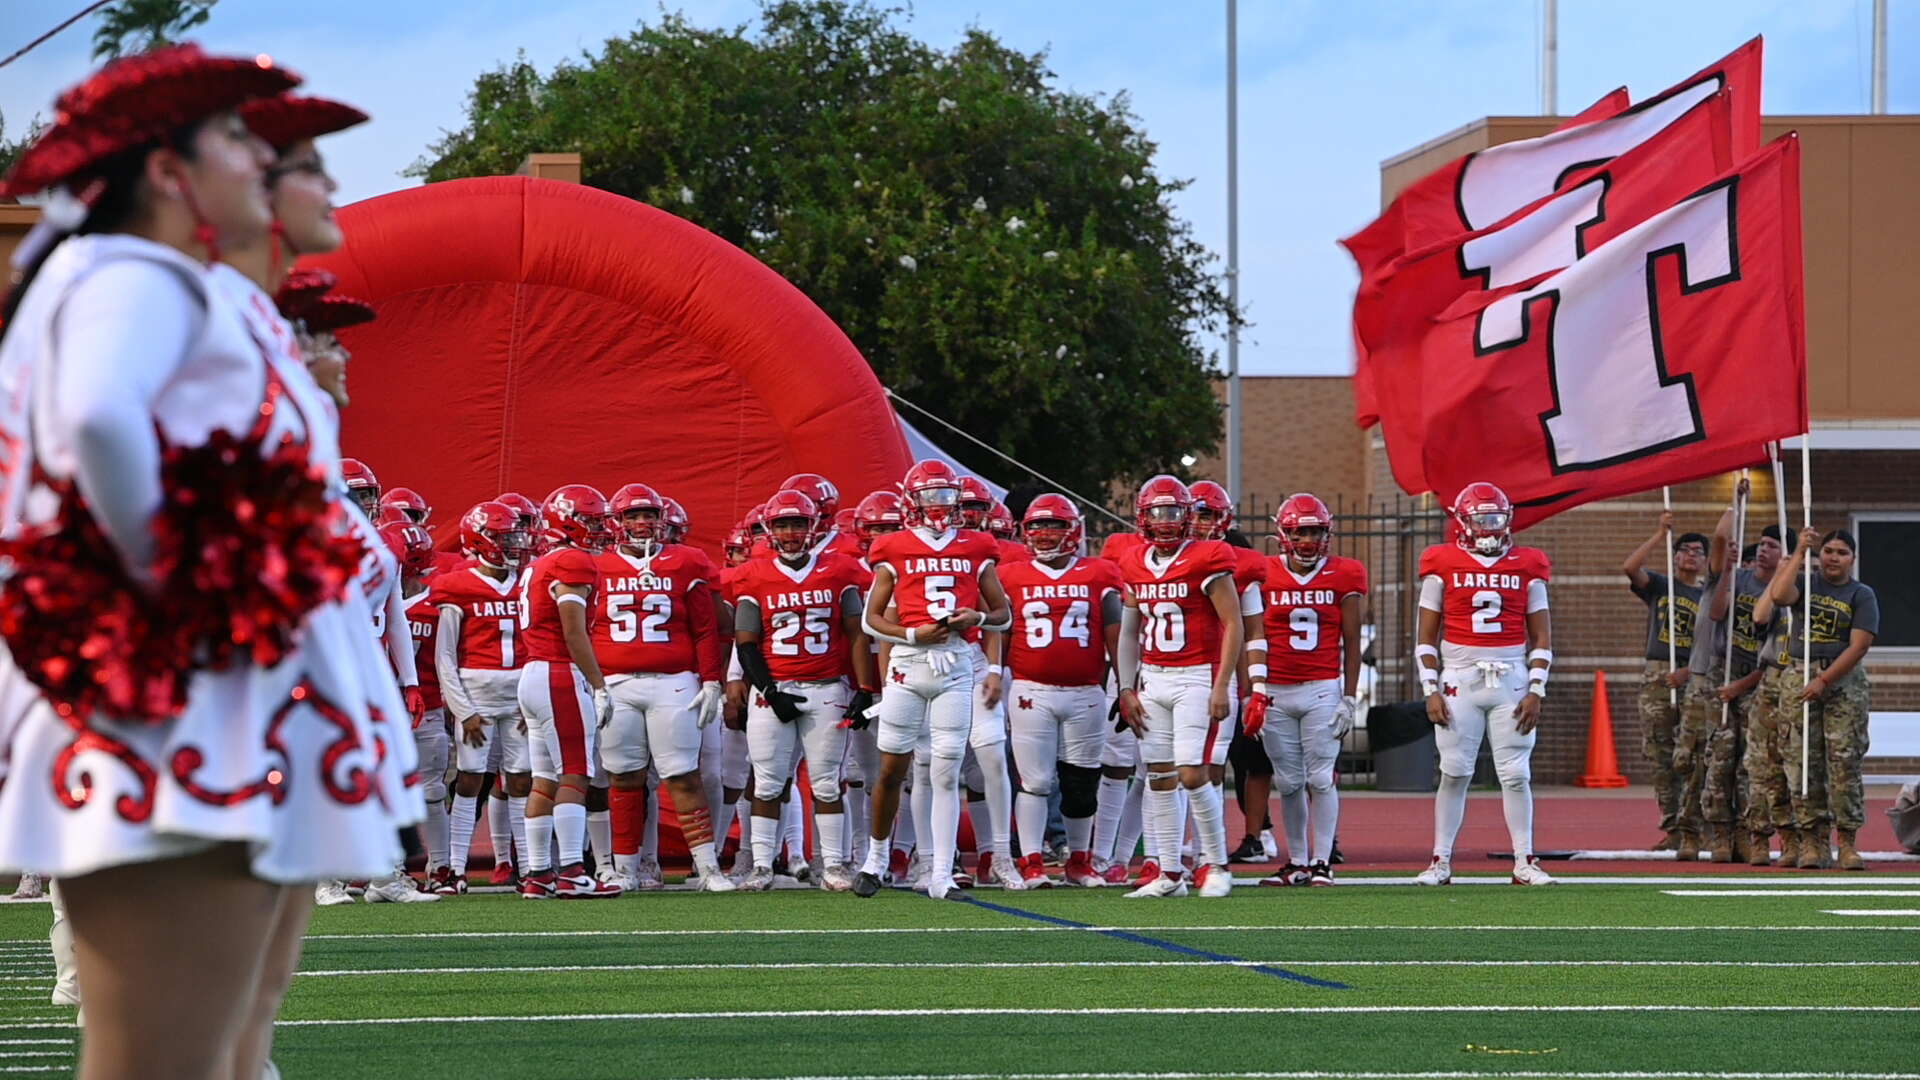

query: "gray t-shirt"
xmin=1728 ymin=567 xmax=1774 ymax=669
xmin=1785 ymin=575 xmax=1879 ymax=662
xmin=1633 ymin=571 xmax=1708 ymax=664
xmin=1689 ymin=573 xmax=1729 ymax=676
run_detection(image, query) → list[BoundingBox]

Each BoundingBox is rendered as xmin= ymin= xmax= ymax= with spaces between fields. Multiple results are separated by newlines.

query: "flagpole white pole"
xmin=1873 ymin=0 xmax=1889 ymax=115
xmin=1224 ymin=0 xmax=1242 ymax=503
xmin=1800 ymin=435 xmax=1813 ymax=800
xmin=1541 ymin=0 xmax=1557 ymax=115
xmin=1721 ymin=472 xmax=1747 ymax=731
xmin=1664 ymin=485 xmax=1677 ymax=707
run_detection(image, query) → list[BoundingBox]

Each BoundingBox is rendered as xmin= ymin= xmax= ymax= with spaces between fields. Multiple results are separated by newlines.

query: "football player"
xmin=1113 ymin=476 xmax=1243 ymax=898
xmin=1413 ymin=482 xmax=1555 ymax=886
xmin=1187 ymin=481 xmax=1269 ymax=818
xmin=390 ymin=521 xmax=457 ymax=891
xmin=783 ymin=472 xmax=865 ymax=561
xmin=728 ymin=489 xmax=877 ymax=890
xmin=595 ymin=483 xmax=733 ymax=892
xmin=855 ymin=461 xmax=1012 ymax=899
xmin=514 ymin=485 xmax=622 ymax=899
xmin=381 ymin=486 xmax=431 ymax=524
xmin=342 ymin=456 xmax=381 ymax=520
xmin=435 ymin=501 xmax=534 ymax=892
xmin=999 ymin=495 xmax=1125 ymax=886
xmin=1250 ymin=494 xmax=1366 ymax=887
xmin=987 ymin=500 xmax=1028 ymax=566
xmin=943 ymin=475 xmax=1021 ymax=887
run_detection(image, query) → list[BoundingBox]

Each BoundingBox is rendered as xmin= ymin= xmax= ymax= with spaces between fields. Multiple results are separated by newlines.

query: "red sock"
xmin=611 ymin=786 xmax=646 ymax=856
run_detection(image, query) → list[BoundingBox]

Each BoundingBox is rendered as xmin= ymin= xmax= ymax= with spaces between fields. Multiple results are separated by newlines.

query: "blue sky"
xmin=2 ymin=1 xmax=1912 ymax=376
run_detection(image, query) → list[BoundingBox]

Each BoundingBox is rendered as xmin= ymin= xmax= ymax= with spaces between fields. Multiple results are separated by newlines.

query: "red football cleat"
xmin=1099 ymin=861 xmax=1131 ymax=885
xmin=888 ymin=847 xmax=910 ymax=883
xmin=974 ymin=850 xmax=997 ymax=886
xmin=518 ymin=870 xmax=556 ymax=900
xmin=1018 ymin=852 xmax=1055 ymax=888
xmin=490 ymin=860 xmax=517 ymax=887
xmin=1131 ymin=859 xmax=1162 ymax=887
xmin=555 ymin=864 xmax=624 ymax=900
xmin=1064 ymin=851 xmax=1102 ymax=887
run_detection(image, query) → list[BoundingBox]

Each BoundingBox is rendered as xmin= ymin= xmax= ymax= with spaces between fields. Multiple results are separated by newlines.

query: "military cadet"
xmin=1756 ymin=528 xmax=1878 ymax=871
xmin=1623 ymin=512 xmax=1712 ymax=854
xmin=1678 ymin=504 xmax=1736 ymax=860
xmin=1720 ymin=526 xmax=1788 ymax=863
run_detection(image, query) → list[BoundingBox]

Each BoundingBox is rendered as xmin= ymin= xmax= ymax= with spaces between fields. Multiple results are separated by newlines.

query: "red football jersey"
xmin=1116 ymin=539 xmax=1237 ymax=667
xmin=428 ymin=566 xmax=525 ymax=670
xmin=996 ymin=538 xmax=1030 ymax=567
xmin=1099 ymin=532 xmax=1144 ymax=562
xmin=519 ymin=546 xmax=603 ymax=665
xmin=402 ymin=588 xmax=444 ymax=710
xmin=430 ymin=550 xmax=468 ymax=577
xmin=1001 ymin=556 xmax=1124 ymax=687
xmin=1261 ymin=555 xmax=1369 ymax=683
xmin=592 ymin=546 xmax=719 ymax=679
xmin=730 ymin=553 xmax=867 ymax=681
xmin=814 ymin=530 xmax=866 ymax=563
xmin=866 ymin=528 xmax=1001 ymax=629
xmin=1419 ymin=543 xmax=1552 ymax=649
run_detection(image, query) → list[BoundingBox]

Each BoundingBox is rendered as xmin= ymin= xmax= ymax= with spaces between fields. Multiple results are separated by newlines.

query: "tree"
xmin=412 ymin=1 xmax=1232 ymax=497
xmin=0 ymin=111 xmax=43 ymax=181
xmin=91 ymin=0 xmax=216 ymax=61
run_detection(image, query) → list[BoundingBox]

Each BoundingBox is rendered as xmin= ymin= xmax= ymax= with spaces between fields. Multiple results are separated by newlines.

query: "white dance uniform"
xmin=0 ymin=245 xmax=420 ymax=882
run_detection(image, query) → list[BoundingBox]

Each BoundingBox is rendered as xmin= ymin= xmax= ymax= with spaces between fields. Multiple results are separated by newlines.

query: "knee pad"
xmin=1494 ymin=757 xmax=1532 ymax=790
xmin=1146 ymin=768 xmax=1178 ymax=789
xmin=928 ymin=754 xmax=964 ymax=789
xmin=1058 ymin=762 xmax=1101 ymax=819
xmin=752 ymin=774 xmax=789 ymax=802
xmin=810 ymin=773 xmax=842 ymax=804
xmin=1019 ymin=773 xmax=1058 ymax=799
xmin=421 ymin=776 xmax=448 ymax=804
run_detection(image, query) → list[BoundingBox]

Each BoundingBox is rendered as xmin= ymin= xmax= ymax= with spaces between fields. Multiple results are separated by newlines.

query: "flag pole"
xmin=1800 ymin=434 xmax=1814 ymax=800
xmin=1720 ymin=471 xmax=1747 ymax=731
xmin=1664 ymin=485 xmax=1677 ymax=707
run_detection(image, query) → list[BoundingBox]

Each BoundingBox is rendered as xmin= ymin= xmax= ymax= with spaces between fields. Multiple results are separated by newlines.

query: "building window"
xmin=1851 ymin=514 xmax=1920 ymax=648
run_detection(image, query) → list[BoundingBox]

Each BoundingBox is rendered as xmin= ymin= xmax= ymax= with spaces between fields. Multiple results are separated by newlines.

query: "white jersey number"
xmin=1288 ymin=607 xmax=1319 ymax=652
xmin=923 ymin=574 xmax=958 ymax=618
xmin=1023 ymin=599 xmax=1091 ymax=650
xmin=1142 ymin=601 xmax=1187 ymax=653
xmin=608 ymin=594 xmax=673 ymax=644
xmin=1470 ymin=590 xmax=1504 ymax=635
xmin=770 ymin=607 xmax=833 ymax=656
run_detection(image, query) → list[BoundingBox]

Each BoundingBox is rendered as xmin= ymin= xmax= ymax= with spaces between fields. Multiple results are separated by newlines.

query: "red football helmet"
xmin=374 ymin=504 xmax=411 ymax=528
xmin=1134 ymin=475 xmax=1192 ymax=552
xmin=610 ymin=482 xmax=667 ymax=545
xmin=762 ymin=489 xmax=820 ymax=557
xmin=379 ymin=520 xmax=436 ymax=578
xmin=723 ymin=525 xmax=752 ymax=566
xmin=833 ymin=507 xmax=857 ymax=535
xmin=902 ymin=460 xmax=963 ymax=532
xmin=854 ymin=490 xmax=907 ymax=550
xmin=380 ymin=486 xmax=431 ymax=525
xmin=1022 ymin=494 xmax=1084 ymax=559
xmin=662 ymin=497 xmax=689 ymax=544
xmin=1451 ymin=482 xmax=1514 ymax=556
xmin=1275 ymin=493 xmax=1334 ymax=563
xmin=341 ymin=457 xmax=380 ymax=517
xmin=1188 ymin=480 xmax=1234 ymax=540
xmin=460 ymin=500 xmax=523 ymax=569
xmin=780 ymin=473 xmax=840 ymax=519
xmin=495 ymin=492 xmax=539 ymax=532
xmin=986 ymin=500 xmax=1016 ymax=540
xmin=542 ymin=484 xmax=614 ymax=551
xmin=744 ymin=502 xmax=770 ymax=537
xmin=956 ymin=475 xmax=995 ymax=529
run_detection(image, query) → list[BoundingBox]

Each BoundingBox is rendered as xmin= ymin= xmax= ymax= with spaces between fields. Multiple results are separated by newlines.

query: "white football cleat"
xmin=729 ymin=846 xmax=754 ymax=878
xmin=9 ymin=872 xmax=46 ymax=900
xmin=737 ymin=866 xmax=776 ymax=892
xmin=1195 ymin=863 xmax=1233 ymax=898
xmin=819 ymin=863 xmax=856 ymax=892
xmin=693 ymin=864 xmax=739 ymax=893
xmin=314 ymin=881 xmax=354 ymax=906
xmin=992 ymin=855 xmax=1027 ymax=891
xmin=365 ymin=873 xmax=440 ymax=903
xmin=927 ymin=876 xmax=967 ymax=901
xmin=1511 ymin=857 xmax=1557 ymax=886
xmin=1124 ymin=873 xmax=1189 ymax=899
xmin=907 ymin=853 xmax=931 ymax=891
xmin=634 ymin=854 xmax=664 ymax=891
xmin=1414 ymin=857 xmax=1453 ymax=886
xmin=1260 ymin=829 xmax=1280 ymax=860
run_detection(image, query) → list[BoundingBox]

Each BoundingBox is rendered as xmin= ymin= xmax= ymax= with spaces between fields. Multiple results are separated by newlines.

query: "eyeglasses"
xmin=268 ymin=159 xmax=328 ymax=181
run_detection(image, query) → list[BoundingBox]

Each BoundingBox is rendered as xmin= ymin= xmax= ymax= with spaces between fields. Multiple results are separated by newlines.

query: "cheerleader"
xmin=0 ymin=45 xmax=420 ymax=1079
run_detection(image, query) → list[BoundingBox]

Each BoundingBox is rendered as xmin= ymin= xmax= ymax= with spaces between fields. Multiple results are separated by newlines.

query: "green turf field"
xmin=4 ymin=876 xmax=1919 ymax=1079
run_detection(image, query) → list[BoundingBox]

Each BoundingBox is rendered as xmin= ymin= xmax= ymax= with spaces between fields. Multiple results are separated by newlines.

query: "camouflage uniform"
xmin=1639 ymin=662 xmax=1685 ymax=833
xmin=1777 ymin=663 xmax=1870 ymax=832
xmin=1700 ymin=665 xmax=1752 ymax=829
xmin=1742 ymin=663 xmax=1795 ymax=836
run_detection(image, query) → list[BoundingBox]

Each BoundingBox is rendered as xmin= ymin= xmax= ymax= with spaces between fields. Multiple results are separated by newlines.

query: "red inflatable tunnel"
xmin=306 ymin=175 xmax=910 ymax=556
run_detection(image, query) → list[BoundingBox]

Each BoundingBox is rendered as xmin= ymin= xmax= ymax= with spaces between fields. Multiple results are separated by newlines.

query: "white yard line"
xmin=1826 ymin=909 xmax=1920 ymax=916
xmin=646 ymin=1072 xmax=1920 ymax=1080
xmin=302 ymin=923 xmax=1920 ymax=941
xmin=1666 ymin=890 xmax=1920 ymax=897
xmin=248 ymin=1005 xmax=1920 ymax=1028
xmin=292 ymin=959 xmax=1920 ymax=977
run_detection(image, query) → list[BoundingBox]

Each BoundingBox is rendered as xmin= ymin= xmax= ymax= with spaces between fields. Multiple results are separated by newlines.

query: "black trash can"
xmin=1368 ymin=701 xmax=1437 ymax=792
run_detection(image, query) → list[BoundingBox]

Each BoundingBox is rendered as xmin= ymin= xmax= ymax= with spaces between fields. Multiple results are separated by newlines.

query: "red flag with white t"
xmin=1414 ymin=135 xmax=1807 ymax=529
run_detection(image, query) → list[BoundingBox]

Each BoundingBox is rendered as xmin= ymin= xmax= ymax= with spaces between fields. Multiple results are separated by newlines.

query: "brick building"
xmin=1203 ymin=114 xmax=1920 ymax=784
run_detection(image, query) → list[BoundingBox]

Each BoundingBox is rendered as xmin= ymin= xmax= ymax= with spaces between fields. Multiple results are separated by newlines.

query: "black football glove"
xmin=841 ymin=689 xmax=877 ymax=730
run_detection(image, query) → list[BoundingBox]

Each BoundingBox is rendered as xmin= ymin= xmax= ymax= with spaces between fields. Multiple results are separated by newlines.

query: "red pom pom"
xmin=0 ymin=431 xmax=362 ymax=725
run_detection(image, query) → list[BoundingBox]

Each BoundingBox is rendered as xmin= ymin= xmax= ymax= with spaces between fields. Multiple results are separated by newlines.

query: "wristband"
xmin=1528 ymin=668 xmax=1550 ymax=688
xmin=987 ymin=664 xmax=1005 ymax=678
xmin=1246 ymin=662 xmax=1267 ymax=681
xmin=1415 ymin=644 xmax=1440 ymax=664
xmin=1528 ymin=648 xmax=1553 ymax=666
xmin=1251 ymin=681 xmax=1268 ymax=697
xmin=907 ymin=625 xmax=919 ymax=645
xmin=1421 ymin=679 xmax=1440 ymax=698
xmin=1245 ymin=639 xmax=1267 ymax=654
xmin=1527 ymin=683 xmax=1547 ymax=699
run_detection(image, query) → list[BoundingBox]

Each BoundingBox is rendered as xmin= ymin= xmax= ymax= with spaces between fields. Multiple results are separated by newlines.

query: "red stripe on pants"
xmin=548 ymin=663 xmax=591 ymax=777
xmin=610 ymin=786 xmax=645 ymax=856
xmin=1202 ymin=718 xmax=1220 ymax=765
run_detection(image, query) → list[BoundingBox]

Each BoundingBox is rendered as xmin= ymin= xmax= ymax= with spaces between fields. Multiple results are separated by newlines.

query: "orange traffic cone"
xmin=1577 ymin=669 xmax=1629 ymax=788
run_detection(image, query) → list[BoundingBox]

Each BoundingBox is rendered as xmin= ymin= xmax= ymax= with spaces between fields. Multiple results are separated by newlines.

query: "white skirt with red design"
xmin=0 ymin=583 xmax=425 ymax=883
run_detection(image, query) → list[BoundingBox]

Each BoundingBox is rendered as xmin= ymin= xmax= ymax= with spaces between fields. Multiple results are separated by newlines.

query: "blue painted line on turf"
xmin=955 ymin=896 xmax=1350 ymax=989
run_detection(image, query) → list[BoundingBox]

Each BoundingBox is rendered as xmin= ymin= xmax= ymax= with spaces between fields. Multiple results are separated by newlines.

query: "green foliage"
xmin=412 ymin=1 xmax=1232 ymax=495
xmin=0 ymin=110 xmax=44 ymax=180
xmin=91 ymin=0 xmax=217 ymax=61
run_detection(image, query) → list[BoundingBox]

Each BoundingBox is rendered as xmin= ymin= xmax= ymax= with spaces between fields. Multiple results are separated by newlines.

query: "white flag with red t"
xmin=1354 ymin=89 xmax=1735 ymax=497
xmin=1343 ymin=37 xmax=1763 ymax=428
xmin=1414 ymin=135 xmax=1807 ymax=529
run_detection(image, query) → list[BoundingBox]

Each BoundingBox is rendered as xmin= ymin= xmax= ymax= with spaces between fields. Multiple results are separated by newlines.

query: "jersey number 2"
xmin=1471 ymin=590 xmax=1503 ymax=635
